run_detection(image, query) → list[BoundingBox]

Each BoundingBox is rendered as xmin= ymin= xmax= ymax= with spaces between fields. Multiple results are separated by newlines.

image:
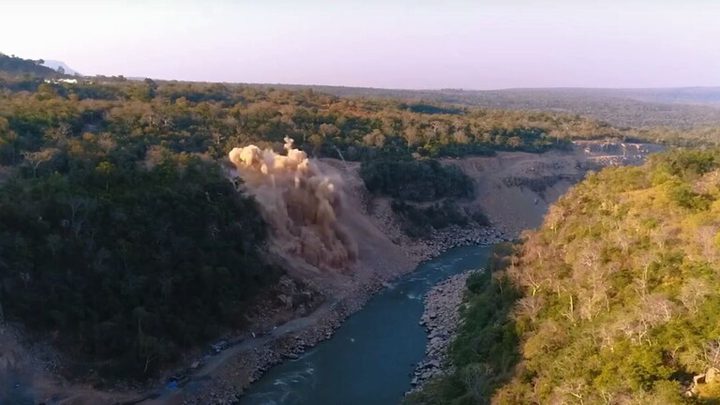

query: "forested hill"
xmin=409 ymin=149 xmax=720 ymax=404
xmin=0 ymin=53 xmax=61 ymax=78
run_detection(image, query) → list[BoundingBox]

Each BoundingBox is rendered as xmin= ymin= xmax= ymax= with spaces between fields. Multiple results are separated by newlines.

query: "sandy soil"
xmin=0 ymin=142 xmax=659 ymax=404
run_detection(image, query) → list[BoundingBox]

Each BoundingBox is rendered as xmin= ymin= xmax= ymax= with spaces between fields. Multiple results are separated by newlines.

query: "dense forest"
xmin=409 ymin=149 xmax=720 ymax=404
xmin=360 ymin=159 xmax=485 ymax=237
xmin=277 ymin=84 xmax=720 ymax=135
xmin=0 ymin=155 xmax=278 ymax=378
xmin=360 ymin=159 xmax=474 ymax=202
xmin=0 ymin=77 xmax=620 ymax=166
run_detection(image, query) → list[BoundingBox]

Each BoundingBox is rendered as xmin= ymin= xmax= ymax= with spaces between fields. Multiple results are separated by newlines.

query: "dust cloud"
xmin=228 ymin=137 xmax=358 ymax=271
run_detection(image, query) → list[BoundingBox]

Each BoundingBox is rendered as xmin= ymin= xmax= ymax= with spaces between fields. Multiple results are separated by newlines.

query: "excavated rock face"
xmin=229 ymin=138 xmax=358 ymax=271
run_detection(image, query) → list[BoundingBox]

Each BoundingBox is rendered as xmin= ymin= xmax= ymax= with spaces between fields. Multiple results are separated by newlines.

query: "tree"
xmin=95 ymin=160 xmax=115 ymax=190
xmin=22 ymin=148 xmax=58 ymax=177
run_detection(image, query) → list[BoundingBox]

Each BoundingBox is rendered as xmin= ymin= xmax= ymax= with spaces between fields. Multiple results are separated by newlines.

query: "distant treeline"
xmin=0 ymin=76 xmax=625 ymax=169
xmin=270 ymin=83 xmax=720 ymax=132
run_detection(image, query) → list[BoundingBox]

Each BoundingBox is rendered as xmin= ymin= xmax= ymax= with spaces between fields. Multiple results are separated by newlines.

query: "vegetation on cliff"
xmin=360 ymin=159 xmax=474 ymax=202
xmin=0 ymin=153 xmax=279 ymax=379
xmin=410 ymin=149 xmax=720 ymax=404
xmin=360 ymin=159 xmax=485 ymax=237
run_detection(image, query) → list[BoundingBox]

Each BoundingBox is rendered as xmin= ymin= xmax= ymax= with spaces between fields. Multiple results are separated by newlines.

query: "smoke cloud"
xmin=228 ymin=137 xmax=358 ymax=271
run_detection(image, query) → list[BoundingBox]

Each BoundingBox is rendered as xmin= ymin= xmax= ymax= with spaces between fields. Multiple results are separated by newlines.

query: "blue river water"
xmin=239 ymin=244 xmax=492 ymax=405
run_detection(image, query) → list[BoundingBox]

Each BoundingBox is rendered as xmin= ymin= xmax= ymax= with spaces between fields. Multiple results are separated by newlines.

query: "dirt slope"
xmin=450 ymin=150 xmax=589 ymax=237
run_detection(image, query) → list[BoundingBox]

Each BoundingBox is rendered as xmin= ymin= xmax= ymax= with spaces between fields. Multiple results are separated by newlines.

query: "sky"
xmin=1 ymin=0 xmax=719 ymax=89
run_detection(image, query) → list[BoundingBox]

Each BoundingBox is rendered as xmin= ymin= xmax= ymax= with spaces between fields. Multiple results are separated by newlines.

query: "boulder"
xmin=707 ymin=367 xmax=720 ymax=384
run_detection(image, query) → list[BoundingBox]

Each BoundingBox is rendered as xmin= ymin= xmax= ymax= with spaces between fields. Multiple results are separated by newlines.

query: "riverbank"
xmin=409 ymin=269 xmax=480 ymax=392
xmin=238 ymin=244 xmax=495 ymax=405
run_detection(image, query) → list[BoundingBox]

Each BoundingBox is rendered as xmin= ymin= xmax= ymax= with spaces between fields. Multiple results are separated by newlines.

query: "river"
xmin=239 ymin=244 xmax=492 ymax=405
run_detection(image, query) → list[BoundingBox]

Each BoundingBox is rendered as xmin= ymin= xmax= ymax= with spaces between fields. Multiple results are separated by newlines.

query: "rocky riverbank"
xmin=415 ymin=226 xmax=507 ymax=261
xmin=408 ymin=269 xmax=480 ymax=392
xmin=178 ymin=283 xmax=378 ymax=404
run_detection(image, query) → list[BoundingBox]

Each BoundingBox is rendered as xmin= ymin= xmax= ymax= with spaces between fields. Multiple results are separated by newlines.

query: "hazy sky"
xmin=1 ymin=0 xmax=719 ymax=89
